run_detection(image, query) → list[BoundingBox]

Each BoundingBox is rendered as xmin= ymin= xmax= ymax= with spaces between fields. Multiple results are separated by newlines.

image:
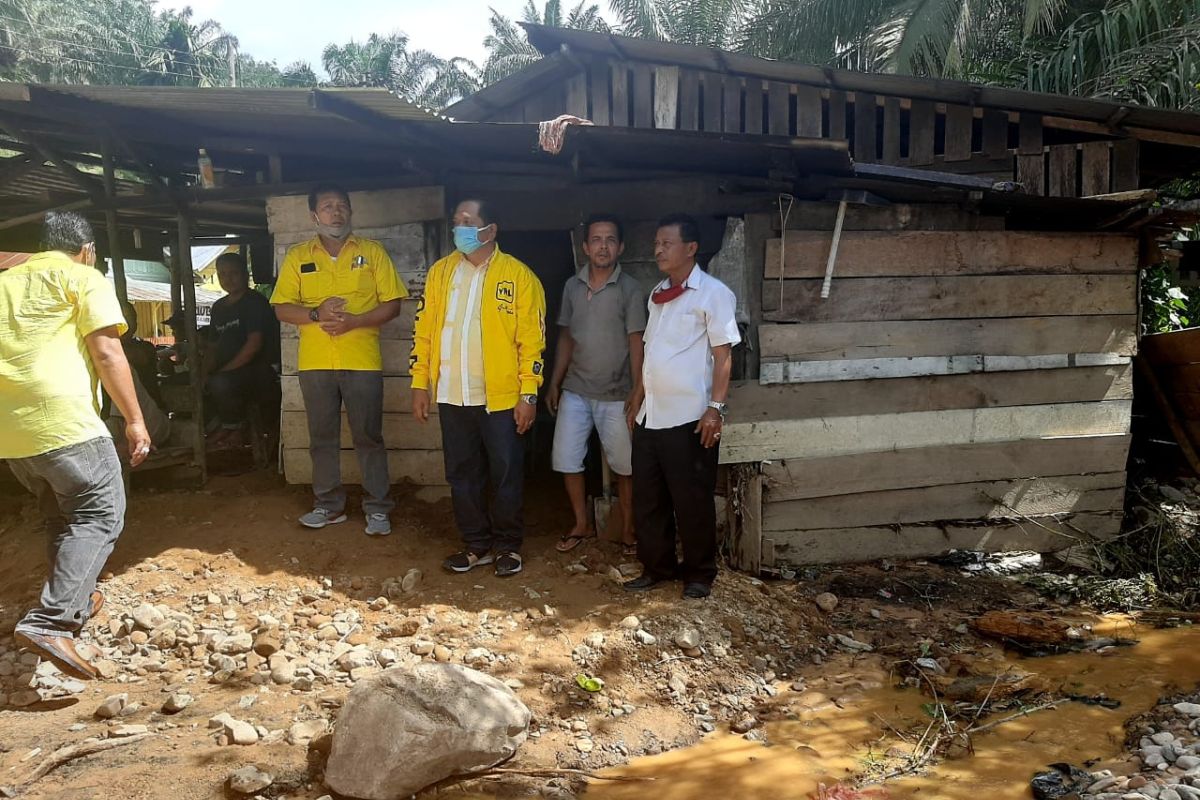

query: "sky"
xmin=156 ymin=0 xmax=598 ymax=75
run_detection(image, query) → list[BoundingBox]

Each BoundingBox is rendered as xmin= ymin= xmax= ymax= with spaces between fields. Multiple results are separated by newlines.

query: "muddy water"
xmin=586 ymin=619 xmax=1200 ymax=799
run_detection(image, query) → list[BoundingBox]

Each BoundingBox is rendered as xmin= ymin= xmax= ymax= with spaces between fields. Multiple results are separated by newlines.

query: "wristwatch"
xmin=707 ymin=401 xmax=728 ymax=420
xmin=521 ymin=394 xmax=538 ymax=406
xmin=308 ymin=307 xmax=320 ymax=322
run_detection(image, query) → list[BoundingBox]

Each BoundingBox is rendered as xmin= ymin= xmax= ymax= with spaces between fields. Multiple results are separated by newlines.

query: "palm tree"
xmin=482 ymin=0 xmax=609 ymax=85
xmin=322 ymin=33 xmax=480 ymax=108
xmin=1020 ymin=0 xmax=1200 ymax=110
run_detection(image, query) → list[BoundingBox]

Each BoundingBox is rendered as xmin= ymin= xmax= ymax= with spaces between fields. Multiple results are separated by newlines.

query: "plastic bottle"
xmin=197 ymin=148 xmax=215 ymax=189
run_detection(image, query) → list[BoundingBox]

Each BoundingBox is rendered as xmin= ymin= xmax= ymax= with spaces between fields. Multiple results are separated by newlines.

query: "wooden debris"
xmin=16 ymin=733 xmax=153 ymax=791
xmin=971 ymin=610 xmax=1074 ymax=645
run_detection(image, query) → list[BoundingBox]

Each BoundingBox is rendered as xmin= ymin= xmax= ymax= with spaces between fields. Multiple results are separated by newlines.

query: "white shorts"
xmin=551 ymin=389 xmax=633 ymax=476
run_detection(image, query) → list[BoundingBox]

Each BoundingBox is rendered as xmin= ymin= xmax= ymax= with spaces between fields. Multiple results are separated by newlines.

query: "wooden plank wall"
xmin=1140 ymin=329 xmax=1200 ymax=462
xmin=722 ymin=203 xmax=1137 ymax=568
xmin=511 ymin=56 xmax=1143 ymax=197
xmin=266 ymin=187 xmax=447 ymax=487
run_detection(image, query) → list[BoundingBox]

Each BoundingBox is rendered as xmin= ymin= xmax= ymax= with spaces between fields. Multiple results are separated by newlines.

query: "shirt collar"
xmin=575 ymin=263 xmax=623 ymax=287
xmin=458 ymin=244 xmax=500 ymax=270
xmin=656 ymin=263 xmax=703 ymax=292
xmin=310 ymin=233 xmax=358 ymax=258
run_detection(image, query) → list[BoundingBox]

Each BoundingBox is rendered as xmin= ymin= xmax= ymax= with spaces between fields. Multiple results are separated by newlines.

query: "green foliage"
xmin=482 ymin=1 xmax=608 ymax=85
xmin=321 ymin=32 xmax=480 ymax=107
xmin=1141 ymin=262 xmax=1190 ymax=334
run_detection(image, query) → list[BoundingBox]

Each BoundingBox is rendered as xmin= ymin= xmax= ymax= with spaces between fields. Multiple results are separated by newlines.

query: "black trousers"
xmin=438 ymin=403 xmax=525 ymax=554
xmin=206 ymin=363 xmax=273 ymax=428
xmin=632 ymin=420 xmax=719 ymax=585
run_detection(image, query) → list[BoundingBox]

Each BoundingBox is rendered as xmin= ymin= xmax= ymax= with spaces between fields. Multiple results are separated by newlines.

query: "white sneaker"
xmin=364 ymin=514 xmax=392 ymax=536
xmin=299 ymin=508 xmax=348 ymax=529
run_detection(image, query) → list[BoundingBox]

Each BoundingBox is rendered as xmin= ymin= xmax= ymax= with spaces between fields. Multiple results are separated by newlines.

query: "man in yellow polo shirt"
xmin=271 ymin=183 xmax=406 ymax=536
xmin=1 ymin=211 xmax=151 ymax=680
xmin=411 ymin=197 xmax=546 ymax=577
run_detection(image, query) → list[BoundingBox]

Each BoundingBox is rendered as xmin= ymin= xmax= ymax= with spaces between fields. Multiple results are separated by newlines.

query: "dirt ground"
xmin=0 ymin=470 xmax=1118 ymax=799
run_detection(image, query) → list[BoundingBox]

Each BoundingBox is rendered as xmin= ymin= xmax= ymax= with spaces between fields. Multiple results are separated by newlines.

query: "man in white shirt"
xmin=623 ymin=213 xmax=740 ymax=599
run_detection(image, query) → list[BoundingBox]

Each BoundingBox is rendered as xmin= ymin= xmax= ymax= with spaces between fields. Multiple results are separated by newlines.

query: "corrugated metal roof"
xmin=112 ymin=275 xmax=223 ymax=305
xmin=517 ymin=24 xmax=1200 ymax=137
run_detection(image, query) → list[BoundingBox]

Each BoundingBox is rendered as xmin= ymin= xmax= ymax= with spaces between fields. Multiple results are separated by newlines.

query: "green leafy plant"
xmin=1141 ymin=263 xmax=1190 ymax=334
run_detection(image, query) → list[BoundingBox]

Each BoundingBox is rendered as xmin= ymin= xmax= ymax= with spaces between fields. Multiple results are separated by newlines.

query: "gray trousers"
xmin=298 ymin=369 xmax=393 ymax=516
xmin=8 ymin=436 xmax=125 ymax=638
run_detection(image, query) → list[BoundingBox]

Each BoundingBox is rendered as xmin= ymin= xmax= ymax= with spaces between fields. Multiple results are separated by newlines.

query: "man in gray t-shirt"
xmin=547 ymin=214 xmax=647 ymax=555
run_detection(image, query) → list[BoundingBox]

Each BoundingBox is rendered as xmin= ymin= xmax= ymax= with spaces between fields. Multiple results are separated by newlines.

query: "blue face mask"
xmin=453 ymin=224 xmax=491 ymax=255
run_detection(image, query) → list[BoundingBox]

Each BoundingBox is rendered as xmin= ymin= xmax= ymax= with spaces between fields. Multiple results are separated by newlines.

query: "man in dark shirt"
xmin=205 ymin=252 xmax=276 ymax=447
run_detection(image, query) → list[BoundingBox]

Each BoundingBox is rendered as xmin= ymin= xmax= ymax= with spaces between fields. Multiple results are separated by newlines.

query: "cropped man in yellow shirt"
xmin=1 ymin=212 xmax=150 ymax=680
xmin=411 ymin=198 xmax=546 ymax=577
xmin=271 ymin=184 xmax=406 ymax=535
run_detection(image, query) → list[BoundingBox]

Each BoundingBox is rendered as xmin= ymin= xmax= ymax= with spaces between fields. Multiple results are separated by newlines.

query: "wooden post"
xmin=101 ymin=139 xmax=128 ymax=311
xmin=730 ymin=465 xmax=763 ymax=574
xmin=176 ymin=212 xmax=207 ymax=481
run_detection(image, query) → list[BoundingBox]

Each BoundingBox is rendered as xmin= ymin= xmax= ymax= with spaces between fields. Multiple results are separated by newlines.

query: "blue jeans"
xmin=7 ymin=436 xmax=125 ymax=637
xmin=438 ymin=403 xmax=525 ymax=554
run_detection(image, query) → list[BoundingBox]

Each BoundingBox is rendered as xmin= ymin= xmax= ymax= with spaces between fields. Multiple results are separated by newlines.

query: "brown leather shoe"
xmin=14 ymin=630 xmax=99 ymax=681
xmin=88 ymin=590 xmax=104 ymax=621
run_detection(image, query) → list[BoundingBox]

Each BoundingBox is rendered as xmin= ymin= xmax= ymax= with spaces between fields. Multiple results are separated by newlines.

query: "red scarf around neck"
xmin=651 ymin=282 xmax=688 ymax=304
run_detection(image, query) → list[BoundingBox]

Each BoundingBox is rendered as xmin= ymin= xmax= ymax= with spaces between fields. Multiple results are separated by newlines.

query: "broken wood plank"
xmin=853 ymin=92 xmax=877 ymax=162
xmin=763 ymin=231 xmax=1139 ymax=278
xmin=908 ymin=100 xmax=935 ymax=166
xmin=632 ymin=63 xmax=653 ymax=127
xmin=982 ymin=109 xmax=1009 ymax=158
xmin=281 ymin=410 xmax=442 ymax=450
xmin=740 ymin=365 xmax=1132 ymax=420
xmin=758 ymin=316 xmax=1138 ymax=361
xmin=796 ymin=85 xmax=822 ymax=138
xmin=1112 ymin=138 xmax=1140 ymax=190
xmin=769 ymin=513 xmax=1123 ymax=565
xmin=730 ymin=466 xmax=762 ymax=574
xmin=761 ymin=353 xmax=1129 ymax=384
xmin=828 ymin=90 xmax=847 ymax=140
xmin=761 ymin=275 xmax=1137 ymax=322
xmin=972 ymin=610 xmax=1074 ymax=645
xmin=1135 ymin=355 xmax=1200 ymax=476
xmin=1081 ymin=141 xmax=1111 ymax=196
xmin=744 ymin=78 xmax=764 ymax=135
xmin=566 ymin=72 xmax=588 ymax=118
xmin=882 ymin=97 xmax=902 ymax=163
xmin=266 ymin=187 xmax=443 ymax=234
xmin=653 ymin=65 xmax=680 ymax=129
xmin=719 ymin=399 xmax=1133 ymax=463
xmin=762 ymin=434 xmax=1133 ymax=501
xmin=701 ymin=71 xmax=722 ymax=132
xmin=944 ymin=104 xmax=974 ymax=162
xmin=282 ymin=448 xmax=446 ymax=485
xmin=1017 ymin=152 xmax=1046 ymax=196
xmin=611 ymin=62 xmax=629 ymax=126
xmin=1018 ymin=112 xmax=1044 ymax=155
xmin=588 ymin=62 xmax=610 ymax=125
xmin=768 ymin=80 xmax=790 ymax=135
xmin=722 ymin=74 xmax=742 ymax=133
xmin=679 ymin=68 xmax=700 ymax=130
xmin=774 ymin=202 xmax=1001 ymax=232
xmin=762 ymin=472 xmax=1126 ymax=531
xmin=1049 ymin=144 xmax=1077 ymax=197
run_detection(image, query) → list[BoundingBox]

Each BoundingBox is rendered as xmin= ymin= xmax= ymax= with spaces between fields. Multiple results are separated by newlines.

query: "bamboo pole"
xmin=176 ymin=212 xmax=207 ymax=481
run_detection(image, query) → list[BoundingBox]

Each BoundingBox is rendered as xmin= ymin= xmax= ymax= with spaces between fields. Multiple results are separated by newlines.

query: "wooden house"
xmin=0 ymin=45 xmax=1197 ymax=569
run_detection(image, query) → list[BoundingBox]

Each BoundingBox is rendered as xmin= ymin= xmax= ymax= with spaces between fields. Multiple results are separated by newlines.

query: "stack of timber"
xmin=723 ymin=204 xmax=1136 ymax=570
xmin=268 ymin=187 xmax=448 ymax=487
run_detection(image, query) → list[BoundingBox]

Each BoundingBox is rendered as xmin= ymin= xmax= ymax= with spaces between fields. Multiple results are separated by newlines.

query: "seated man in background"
xmin=107 ymin=303 xmax=171 ymax=458
xmin=205 ymin=252 xmax=277 ymax=448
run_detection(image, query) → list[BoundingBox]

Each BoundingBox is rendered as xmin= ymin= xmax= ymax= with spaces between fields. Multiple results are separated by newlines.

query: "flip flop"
xmin=556 ymin=532 xmax=595 ymax=553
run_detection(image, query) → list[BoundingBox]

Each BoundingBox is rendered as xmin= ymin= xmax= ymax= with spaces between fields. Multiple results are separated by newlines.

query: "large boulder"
xmin=324 ymin=663 xmax=530 ymax=800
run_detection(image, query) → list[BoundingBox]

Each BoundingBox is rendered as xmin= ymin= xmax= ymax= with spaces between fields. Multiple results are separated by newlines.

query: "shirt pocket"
xmin=298 ymin=270 xmax=334 ymax=304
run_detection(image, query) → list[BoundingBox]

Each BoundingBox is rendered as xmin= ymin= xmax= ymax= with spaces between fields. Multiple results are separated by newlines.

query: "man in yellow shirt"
xmin=411 ymin=198 xmax=546 ymax=577
xmin=271 ymin=184 xmax=407 ymax=536
xmin=1 ymin=211 xmax=151 ymax=680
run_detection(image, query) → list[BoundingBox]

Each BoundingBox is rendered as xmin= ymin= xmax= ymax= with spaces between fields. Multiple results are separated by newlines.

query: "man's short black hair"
xmin=455 ymin=197 xmax=496 ymax=227
xmin=308 ymin=183 xmax=352 ymax=212
xmin=583 ymin=213 xmax=624 ymax=243
xmin=215 ymin=251 xmax=248 ymax=274
xmin=40 ymin=211 xmax=94 ymax=253
xmin=656 ymin=213 xmax=700 ymax=245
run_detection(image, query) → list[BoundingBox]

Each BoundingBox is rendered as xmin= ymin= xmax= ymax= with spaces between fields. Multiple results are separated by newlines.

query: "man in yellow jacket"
xmin=411 ymin=198 xmax=546 ymax=577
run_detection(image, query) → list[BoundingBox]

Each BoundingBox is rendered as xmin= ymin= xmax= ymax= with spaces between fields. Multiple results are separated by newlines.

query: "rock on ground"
xmin=228 ymin=765 xmax=273 ymax=794
xmin=325 ymin=663 xmax=530 ymax=800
